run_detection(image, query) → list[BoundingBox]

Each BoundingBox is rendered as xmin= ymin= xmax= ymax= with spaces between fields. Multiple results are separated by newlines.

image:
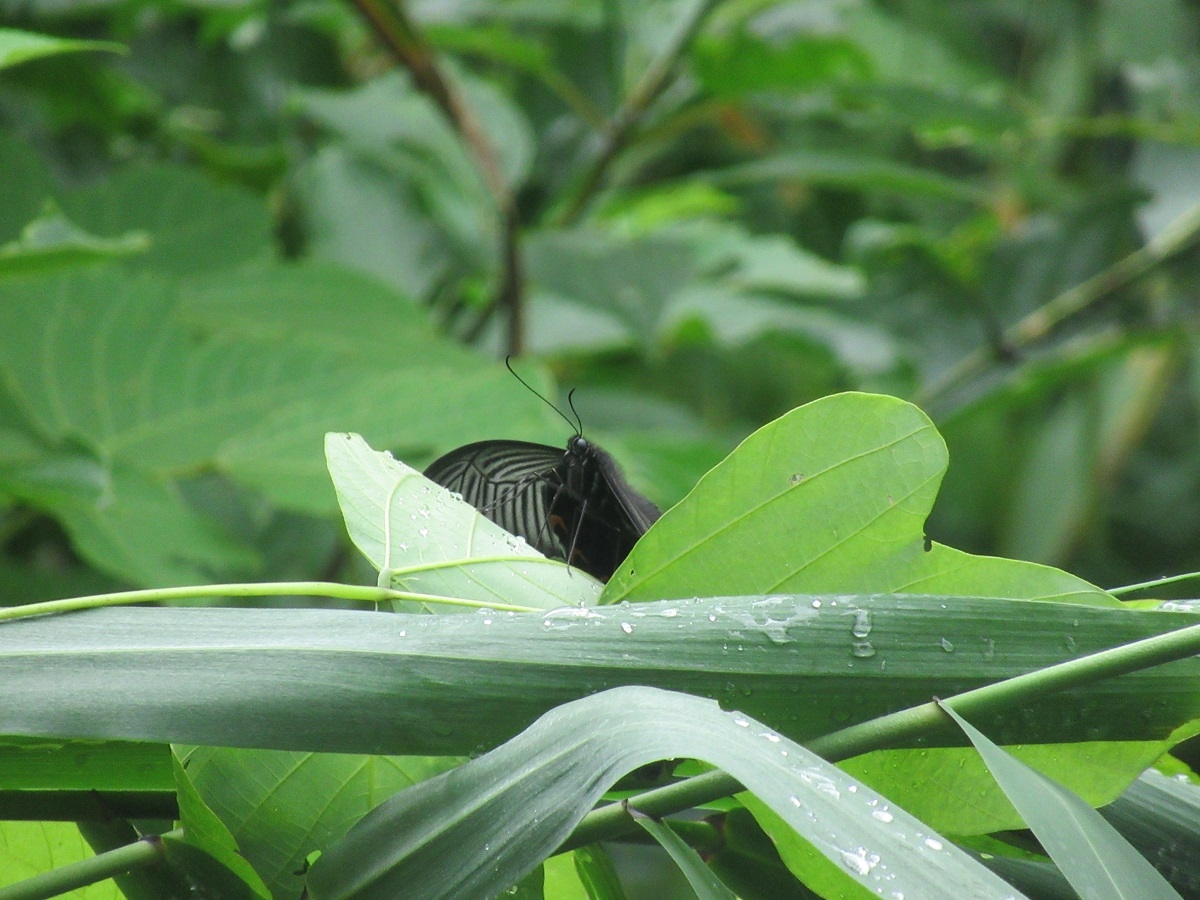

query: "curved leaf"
xmin=604 ymin=393 xmax=1113 ymax=606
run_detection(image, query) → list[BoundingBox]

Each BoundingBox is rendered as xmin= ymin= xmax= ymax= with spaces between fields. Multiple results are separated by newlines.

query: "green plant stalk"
xmin=920 ymin=196 xmax=1200 ymax=406
xmin=0 ymin=830 xmax=178 ymax=900
xmin=0 ymin=581 xmax=539 ymax=623
xmin=555 ymin=0 xmax=723 ymax=226
xmin=562 ymin=617 xmax=1200 ymax=851
xmin=1109 ymin=570 xmax=1200 ymax=597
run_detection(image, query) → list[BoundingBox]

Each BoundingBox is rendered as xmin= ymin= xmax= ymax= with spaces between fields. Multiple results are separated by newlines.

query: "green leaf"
xmin=940 ymin=702 xmax=1182 ymax=900
xmin=634 ymin=816 xmax=738 ymax=899
xmin=0 ymin=203 xmax=148 ymax=274
xmin=325 ymin=432 xmax=602 ymax=610
xmin=0 ymin=28 xmax=124 ymax=70
xmin=0 ymin=822 xmax=120 ymax=897
xmin=59 ymin=163 xmax=272 ymax=276
xmin=692 ymin=30 xmax=873 ymax=98
xmin=178 ymin=746 xmax=458 ymax=899
xmin=303 ymin=687 xmax=1023 ymax=899
xmin=708 ymin=153 xmax=988 ymax=202
xmin=1 ymin=596 xmax=1198 ymax=756
xmin=603 ymin=393 xmax=1113 ymax=606
xmin=171 ymin=754 xmax=271 ymax=898
xmin=570 ymin=846 xmax=627 ymax=899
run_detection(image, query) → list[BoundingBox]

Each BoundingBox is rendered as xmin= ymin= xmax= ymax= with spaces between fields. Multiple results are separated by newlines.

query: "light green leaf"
xmin=0 ymin=203 xmax=148 ymax=274
xmin=634 ymin=816 xmax=737 ymax=899
xmin=325 ymin=432 xmax=602 ymax=610
xmin=60 ymin=163 xmax=272 ymax=276
xmin=0 ymin=28 xmax=124 ymax=70
xmin=172 ymin=754 xmax=271 ymax=898
xmin=941 ymin=702 xmax=1181 ymax=900
xmin=0 ymin=822 xmax=121 ymax=896
xmin=304 ymin=687 xmax=1024 ymax=900
xmin=179 ymin=746 xmax=459 ymax=899
xmin=603 ymin=393 xmax=1113 ymax=606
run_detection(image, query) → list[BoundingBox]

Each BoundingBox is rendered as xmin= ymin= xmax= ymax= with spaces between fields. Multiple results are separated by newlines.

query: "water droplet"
xmin=811 ymin=599 xmax=822 ymax=608
xmin=661 ymin=608 xmax=679 ymax=618
xmin=733 ymin=716 xmax=750 ymax=727
xmin=851 ymin=640 xmax=876 ymax=658
xmin=981 ymin=638 xmax=995 ymax=660
xmin=789 ymin=795 xmax=801 ymax=807
xmin=398 ymin=543 xmax=408 ymax=551
xmin=940 ymin=638 xmax=954 ymax=653
xmin=1064 ymin=635 xmax=1077 ymax=652
xmin=924 ymin=838 xmax=943 ymax=851
xmin=872 ymin=810 xmax=894 ymax=823
xmin=621 ymin=622 xmax=633 ymax=634
xmin=851 ymin=609 xmax=872 ymax=639
xmin=841 ymin=848 xmax=874 ymax=876
xmin=708 ymin=614 xmax=717 ymax=622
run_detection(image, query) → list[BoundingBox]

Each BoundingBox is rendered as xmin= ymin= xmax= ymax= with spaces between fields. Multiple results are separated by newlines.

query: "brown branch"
xmin=554 ymin=0 xmax=722 ymax=227
xmin=348 ymin=0 xmax=524 ymax=353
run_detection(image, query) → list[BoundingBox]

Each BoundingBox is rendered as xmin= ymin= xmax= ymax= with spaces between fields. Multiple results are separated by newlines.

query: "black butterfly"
xmin=424 ymin=434 xmax=660 ymax=582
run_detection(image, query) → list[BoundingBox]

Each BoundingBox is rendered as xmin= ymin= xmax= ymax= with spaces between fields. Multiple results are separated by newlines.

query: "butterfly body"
xmin=424 ymin=436 xmax=660 ymax=581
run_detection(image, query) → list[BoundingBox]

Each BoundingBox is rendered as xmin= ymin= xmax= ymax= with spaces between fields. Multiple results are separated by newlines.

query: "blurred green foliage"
xmin=3 ymin=1 xmax=1200 ymax=891
xmin=4 ymin=0 xmax=1200 ymax=602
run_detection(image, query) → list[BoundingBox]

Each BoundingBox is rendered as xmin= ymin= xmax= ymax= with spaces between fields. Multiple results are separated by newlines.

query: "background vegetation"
xmin=4 ymin=0 xmax=1200 ymax=896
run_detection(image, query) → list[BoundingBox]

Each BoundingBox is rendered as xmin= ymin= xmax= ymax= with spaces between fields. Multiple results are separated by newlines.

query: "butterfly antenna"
xmin=505 ymin=355 xmax=580 ymax=435
xmin=566 ymin=389 xmax=584 ymax=437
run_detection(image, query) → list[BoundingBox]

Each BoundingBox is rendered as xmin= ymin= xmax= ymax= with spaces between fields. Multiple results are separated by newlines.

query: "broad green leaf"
xmin=179 ymin=747 xmax=460 ymax=899
xmin=60 ymin=163 xmax=272 ymax=276
xmin=0 ymin=821 xmax=120 ymax=896
xmin=603 ymin=393 xmax=1113 ymax=606
xmin=525 ymin=230 xmax=699 ymax=339
xmin=304 ymin=687 xmax=1024 ymax=900
xmin=634 ymin=816 xmax=738 ymax=899
xmin=1 ymin=596 xmax=1198 ymax=757
xmin=325 ymin=432 xmax=602 ymax=609
xmin=180 ymin=261 xmax=447 ymax=363
xmin=38 ymin=465 xmax=256 ymax=586
xmin=172 ymin=755 xmax=271 ymax=898
xmin=941 ymin=702 xmax=1181 ymax=900
xmin=0 ymin=28 xmax=124 ymax=70
xmin=291 ymin=147 xmax=450 ymax=298
xmin=0 ymin=270 xmax=343 ymax=473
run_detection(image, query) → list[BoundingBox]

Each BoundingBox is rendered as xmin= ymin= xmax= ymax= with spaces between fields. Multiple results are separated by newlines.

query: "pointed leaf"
xmin=304 ymin=687 xmax=1024 ymax=900
xmin=326 ymin=432 xmax=601 ymax=609
xmin=940 ymin=702 xmax=1181 ymax=900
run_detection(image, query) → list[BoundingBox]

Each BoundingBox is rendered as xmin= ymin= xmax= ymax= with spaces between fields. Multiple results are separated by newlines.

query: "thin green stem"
xmin=0 ymin=581 xmax=539 ymax=624
xmin=0 ymin=830 xmax=180 ymax=900
xmin=1109 ymin=570 xmax=1200 ymax=597
xmin=562 ymin=617 xmax=1200 ymax=850
xmin=919 ymin=196 xmax=1200 ymax=408
xmin=554 ymin=0 xmax=721 ymax=226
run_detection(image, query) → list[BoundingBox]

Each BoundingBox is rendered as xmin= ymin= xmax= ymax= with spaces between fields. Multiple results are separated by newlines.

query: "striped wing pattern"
xmin=424 ymin=437 xmax=662 ymax=581
xmin=424 ymin=440 xmax=566 ymax=558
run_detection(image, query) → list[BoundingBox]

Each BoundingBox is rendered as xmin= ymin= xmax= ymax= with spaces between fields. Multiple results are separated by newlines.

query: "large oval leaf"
xmin=604 ymin=393 xmax=1113 ymax=606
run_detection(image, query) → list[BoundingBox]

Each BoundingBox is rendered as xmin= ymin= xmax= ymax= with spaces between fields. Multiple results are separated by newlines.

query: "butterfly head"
xmin=566 ymin=434 xmax=591 ymax=459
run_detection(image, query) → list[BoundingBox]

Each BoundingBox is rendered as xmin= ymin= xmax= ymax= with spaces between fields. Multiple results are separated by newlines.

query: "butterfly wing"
xmin=424 ymin=440 xmax=566 ymax=557
xmin=425 ymin=437 xmax=661 ymax=582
